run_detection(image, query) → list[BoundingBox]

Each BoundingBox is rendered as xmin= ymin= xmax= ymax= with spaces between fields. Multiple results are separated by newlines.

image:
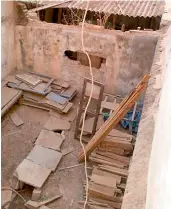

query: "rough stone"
xmin=31 ymin=188 xmax=41 ymax=201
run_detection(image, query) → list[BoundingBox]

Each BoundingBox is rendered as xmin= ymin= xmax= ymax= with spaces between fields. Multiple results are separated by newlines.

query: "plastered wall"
xmin=16 ymin=19 xmax=158 ymax=95
xmin=1 ymin=1 xmax=16 ymax=79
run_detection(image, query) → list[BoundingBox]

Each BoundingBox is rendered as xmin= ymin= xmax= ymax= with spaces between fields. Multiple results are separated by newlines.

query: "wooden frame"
xmin=74 ymin=78 xmax=104 ymax=139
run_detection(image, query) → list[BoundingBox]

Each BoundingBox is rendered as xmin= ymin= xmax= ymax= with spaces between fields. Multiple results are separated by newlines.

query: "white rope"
xmin=80 ymin=0 xmax=94 ymax=208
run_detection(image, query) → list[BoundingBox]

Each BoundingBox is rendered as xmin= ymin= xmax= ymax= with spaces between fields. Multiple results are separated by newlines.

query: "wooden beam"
xmin=78 ymin=75 xmax=150 ymax=162
xmin=28 ymin=0 xmax=71 ymax=13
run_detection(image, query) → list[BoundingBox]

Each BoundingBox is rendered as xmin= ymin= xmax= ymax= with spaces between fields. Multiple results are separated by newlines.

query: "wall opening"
xmin=64 ymin=50 xmax=106 ymax=69
xmin=38 ymin=7 xmax=161 ymax=31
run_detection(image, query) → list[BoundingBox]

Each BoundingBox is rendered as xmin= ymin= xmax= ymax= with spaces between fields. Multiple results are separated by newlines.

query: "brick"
xmin=31 ymin=188 xmax=41 ymax=201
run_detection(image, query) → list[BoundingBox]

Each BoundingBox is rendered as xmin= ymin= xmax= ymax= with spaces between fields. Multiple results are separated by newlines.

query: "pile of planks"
xmin=78 ymin=75 xmax=150 ymax=161
xmin=2 ymin=72 xmax=77 ymax=116
xmin=80 ymin=129 xmax=133 ymax=209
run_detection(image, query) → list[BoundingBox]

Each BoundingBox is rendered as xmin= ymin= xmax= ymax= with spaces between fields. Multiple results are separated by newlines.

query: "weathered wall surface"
xmin=121 ymin=14 xmax=171 ymax=209
xmin=16 ymin=20 xmax=158 ymax=95
xmin=1 ymin=1 xmax=16 ymax=79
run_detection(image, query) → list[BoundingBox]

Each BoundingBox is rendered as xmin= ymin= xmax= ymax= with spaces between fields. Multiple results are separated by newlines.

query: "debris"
xmin=16 ymin=73 xmax=41 ymax=87
xmin=1 ymin=190 xmax=12 ymax=208
xmin=46 ymin=92 xmax=68 ymax=105
xmin=62 ymin=102 xmax=73 ymax=113
xmin=33 ymin=83 xmax=51 ymax=94
xmin=120 ymin=107 xmax=142 ymax=133
xmin=43 ymin=78 xmax=54 ymax=92
xmin=7 ymin=82 xmax=49 ymax=96
xmin=4 ymin=75 xmax=22 ymax=86
xmin=99 ymin=165 xmax=128 ymax=177
xmin=102 ymin=138 xmax=133 ymax=151
xmin=108 ymin=129 xmax=132 ymax=141
xmin=26 ymin=145 xmax=62 ymax=171
xmin=44 ymin=116 xmax=71 ymax=131
xmin=62 ymin=147 xmax=74 ymax=156
xmin=82 ymin=115 xmax=104 ymax=134
xmin=39 ymin=206 xmax=51 ymax=209
xmin=9 ymin=111 xmax=24 ymax=127
xmin=25 ymin=194 xmax=62 ymax=209
xmin=35 ymin=129 xmax=64 ymax=151
xmin=91 ymin=174 xmax=117 ymax=188
xmin=75 ymin=78 xmax=104 ymax=139
xmin=1 ymin=86 xmax=20 ymax=110
xmin=1 ymin=87 xmax=22 ymax=117
xmin=21 ymin=95 xmax=73 ymax=114
xmin=60 ymin=87 xmax=77 ymax=100
xmin=32 ymin=188 xmax=42 ymax=201
xmin=28 ymin=71 xmax=70 ymax=88
xmin=15 ymin=159 xmax=51 ymax=188
xmin=49 ymin=108 xmax=76 ymax=122
xmin=11 ymin=175 xmax=24 ymax=190
xmin=59 ymin=163 xmax=85 ymax=171
xmin=78 ymin=75 xmax=150 ymax=162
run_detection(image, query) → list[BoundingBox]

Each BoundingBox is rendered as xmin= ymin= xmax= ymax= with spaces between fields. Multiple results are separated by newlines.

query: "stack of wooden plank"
xmin=2 ymin=72 xmax=77 ymax=115
xmin=78 ymin=75 xmax=150 ymax=161
xmin=80 ymin=129 xmax=133 ymax=209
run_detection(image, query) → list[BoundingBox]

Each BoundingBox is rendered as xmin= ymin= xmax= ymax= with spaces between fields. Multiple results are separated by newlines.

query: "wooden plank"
xmin=91 ymin=173 xmax=117 ymax=188
xmin=98 ymin=146 xmax=125 ymax=156
xmin=108 ymin=129 xmax=132 ymax=141
xmin=1 ymin=87 xmax=20 ymax=109
xmin=90 ymin=155 xmax=125 ymax=169
xmin=88 ymin=182 xmax=122 ymax=205
xmin=78 ymin=75 xmax=150 ymax=162
xmin=29 ymin=72 xmax=70 ymax=88
xmin=102 ymin=138 xmax=133 ymax=151
xmin=99 ymin=165 xmax=128 ymax=177
xmin=62 ymin=102 xmax=73 ymax=113
xmin=101 ymin=101 xmax=119 ymax=111
xmin=96 ymin=150 xmax=130 ymax=165
xmin=43 ymin=78 xmax=54 ymax=92
xmin=92 ymin=152 xmax=126 ymax=167
xmin=1 ymin=91 xmax=22 ymax=117
xmin=9 ymin=111 xmax=24 ymax=127
xmin=28 ymin=0 xmax=71 ymax=12
xmin=93 ymin=167 xmax=121 ymax=184
xmin=16 ymin=74 xmax=41 ymax=87
xmin=89 ymin=197 xmax=122 ymax=209
xmin=46 ymin=92 xmax=68 ymax=105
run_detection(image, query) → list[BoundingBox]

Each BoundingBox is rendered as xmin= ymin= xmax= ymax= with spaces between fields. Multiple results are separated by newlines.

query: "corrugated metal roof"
xmin=41 ymin=0 xmax=165 ymax=18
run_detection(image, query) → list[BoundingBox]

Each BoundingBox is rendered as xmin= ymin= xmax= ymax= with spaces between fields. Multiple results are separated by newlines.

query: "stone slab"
xmin=44 ymin=116 xmax=71 ymax=131
xmin=27 ymin=145 xmax=62 ymax=171
xmin=9 ymin=111 xmax=24 ymax=126
xmin=15 ymin=159 xmax=51 ymax=188
xmin=35 ymin=129 xmax=64 ymax=151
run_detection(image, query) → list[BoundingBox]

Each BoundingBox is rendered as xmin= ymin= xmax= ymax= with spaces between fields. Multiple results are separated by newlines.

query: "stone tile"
xmin=27 ymin=145 xmax=62 ymax=171
xmin=44 ymin=116 xmax=71 ymax=131
xmin=15 ymin=159 xmax=51 ymax=188
xmin=35 ymin=129 xmax=64 ymax=151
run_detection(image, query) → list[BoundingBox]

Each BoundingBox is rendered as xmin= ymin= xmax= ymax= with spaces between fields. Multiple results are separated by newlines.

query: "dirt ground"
xmin=2 ymin=103 xmax=87 ymax=209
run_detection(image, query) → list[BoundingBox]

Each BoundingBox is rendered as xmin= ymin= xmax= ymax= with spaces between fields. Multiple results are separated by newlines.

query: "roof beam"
xmin=28 ymin=0 xmax=71 ymax=13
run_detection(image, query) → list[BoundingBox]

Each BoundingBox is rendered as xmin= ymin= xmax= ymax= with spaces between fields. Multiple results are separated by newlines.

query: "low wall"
xmin=16 ymin=19 xmax=158 ymax=95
